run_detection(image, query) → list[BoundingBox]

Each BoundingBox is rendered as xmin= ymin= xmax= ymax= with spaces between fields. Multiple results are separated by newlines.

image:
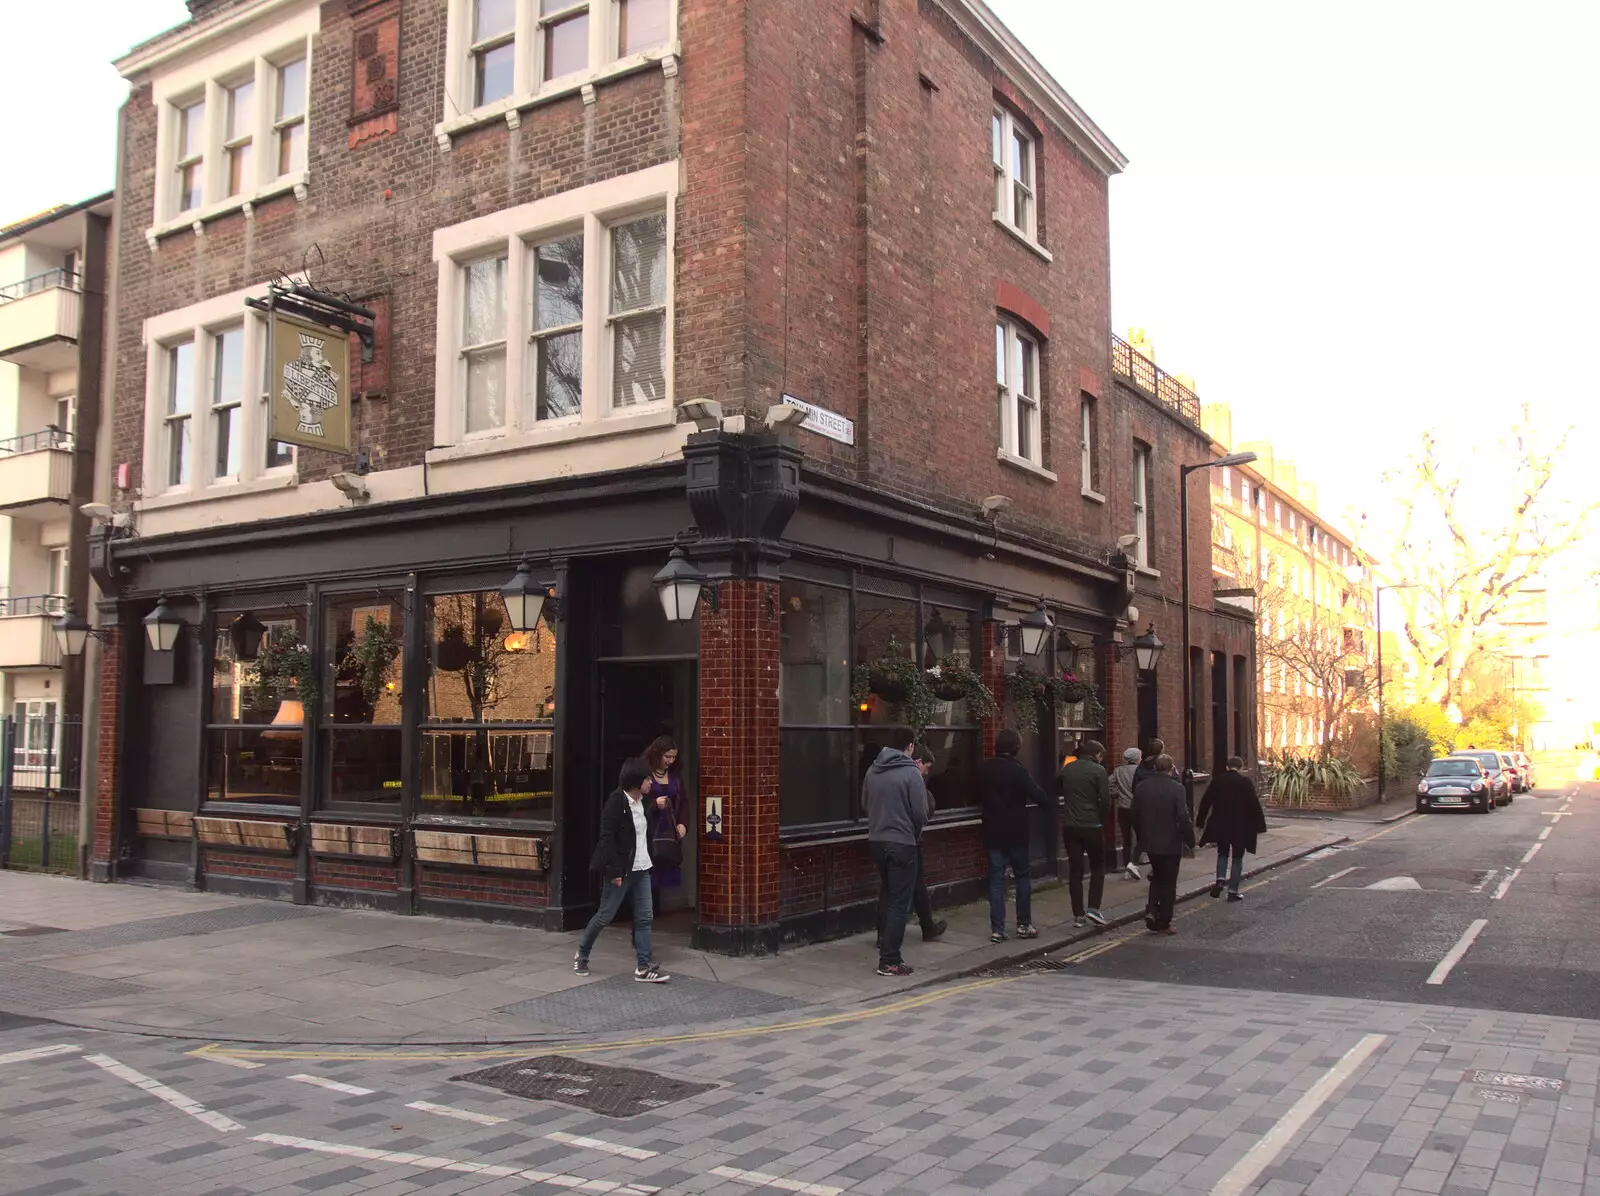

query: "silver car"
xmin=1512 ymin=751 xmax=1536 ymax=792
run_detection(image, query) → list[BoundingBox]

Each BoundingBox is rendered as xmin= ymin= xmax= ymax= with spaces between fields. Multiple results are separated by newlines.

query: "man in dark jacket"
xmin=1129 ymin=753 xmax=1195 ymax=934
xmin=1198 ymin=755 xmax=1267 ymax=901
xmin=977 ymin=729 xmax=1050 ymax=942
xmin=1058 ymin=740 xmax=1112 ymax=928
xmin=863 ymin=735 xmax=929 ymax=977
xmin=574 ymin=757 xmax=670 ymax=982
xmin=1132 ymin=737 xmax=1165 ymax=790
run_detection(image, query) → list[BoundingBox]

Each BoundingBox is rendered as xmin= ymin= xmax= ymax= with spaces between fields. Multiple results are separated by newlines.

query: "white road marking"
xmin=405 ymin=1100 xmax=506 ymax=1125
xmin=1469 ymin=870 xmax=1496 ymax=894
xmin=1364 ymin=876 xmax=1422 ymax=891
xmin=1548 ymin=811 xmax=1572 ymax=819
xmin=1311 ymin=867 xmax=1359 ymax=889
xmin=249 ymin=1133 xmax=661 ymax=1192
xmin=194 ymin=1052 xmax=264 ymax=1070
xmin=1539 ymin=827 xmax=1552 ymax=841
xmin=83 ymin=1053 xmax=244 ymax=1133
xmin=289 ymin=1073 xmax=375 ymax=1095
xmin=1521 ymin=843 xmax=1543 ymax=864
xmin=1492 ymin=869 xmax=1522 ymax=900
xmin=709 ymin=1166 xmax=844 ymax=1195
xmin=0 ymin=1044 xmax=80 ymax=1066
xmin=1427 ymin=919 xmax=1488 ymax=985
xmin=1211 ymin=1034 xmax=1387 ymax=1196
xmin=547 ymin=1131 xmax=658 ymax=1160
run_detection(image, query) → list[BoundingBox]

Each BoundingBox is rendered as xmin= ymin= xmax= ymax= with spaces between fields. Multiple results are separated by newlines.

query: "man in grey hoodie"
xmin=1111 ymin=748 xmax=1143 ymax=880
xmin=862 ymin=733 xmax=929 ymax=977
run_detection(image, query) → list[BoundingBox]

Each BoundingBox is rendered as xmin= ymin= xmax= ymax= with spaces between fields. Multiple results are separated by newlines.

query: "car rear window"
xmin=1428 ymin=761 xmax=1478 ymax=777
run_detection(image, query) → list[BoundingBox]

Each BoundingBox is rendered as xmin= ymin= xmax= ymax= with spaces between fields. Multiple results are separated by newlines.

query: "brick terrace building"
xmin=90 ymin=0 xmax=1254 ymax=952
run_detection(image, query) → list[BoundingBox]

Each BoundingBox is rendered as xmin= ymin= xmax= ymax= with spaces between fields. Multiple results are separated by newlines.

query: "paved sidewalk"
xmin=0 ymin=821 xmax=1343 ymax=1044
xmin=1268 ymin=792 xmax=1420 ymax=824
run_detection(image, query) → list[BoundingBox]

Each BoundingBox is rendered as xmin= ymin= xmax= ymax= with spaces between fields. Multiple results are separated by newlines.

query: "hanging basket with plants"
xmin=851 ymin=637 xmax=939 ymax=740
xmin=252 ymin=626 xmax=319 ymax=713
xmin=434 ymin=624 xmax=475 ymax=673
xmin=342 ymin=616 xmax=402 ymax=703
xmin=1004 ymin=665 xmax=1048 ymax=735
xmin=1052 ymin=671 xmax=1096 ymax=705
xmin=926 ymin=657 xmax=998 ymax=721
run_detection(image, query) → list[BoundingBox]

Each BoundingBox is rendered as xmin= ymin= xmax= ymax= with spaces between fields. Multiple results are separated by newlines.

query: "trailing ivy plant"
xmin=1004 ymin=666 xmax=1048 ymax=735
xmin=851 ymin=637 xmax=939 ymax=742
xmin=927 ymin=656 xmax=998 ymax=721
xmin=342 ymin=616 xmax=402 ymax=703
xmin=252 ymin=625 xmax=319 ymax=714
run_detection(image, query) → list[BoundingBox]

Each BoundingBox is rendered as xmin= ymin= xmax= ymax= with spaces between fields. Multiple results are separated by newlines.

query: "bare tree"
xmin=1377 ymin=406 xmax=1595 ymax=711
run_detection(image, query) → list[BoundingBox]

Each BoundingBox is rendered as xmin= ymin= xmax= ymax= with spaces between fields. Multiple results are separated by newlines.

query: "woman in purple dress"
xmin=643 ymin=736 xmax=688 ymax=908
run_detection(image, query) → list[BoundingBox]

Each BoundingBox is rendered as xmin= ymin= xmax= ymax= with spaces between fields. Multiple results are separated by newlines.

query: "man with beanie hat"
xmin=1112 ymin=747 xmax=1143 ymax=879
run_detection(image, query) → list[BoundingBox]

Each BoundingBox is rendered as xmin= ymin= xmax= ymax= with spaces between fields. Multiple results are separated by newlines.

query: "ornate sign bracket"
xmin=245 ymin=282 xmax=376 ymax=363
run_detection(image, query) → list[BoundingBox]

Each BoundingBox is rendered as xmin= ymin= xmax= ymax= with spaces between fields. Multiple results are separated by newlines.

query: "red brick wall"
xmin=91 ymin=627 xmax=122 ymax=877
xmin=697 ymin=579 xmax=781 ymax=932
xmin=416 ymin=865 xmax=546 ymax=906
xmin=311 ymin=857 xmax=399 ymax=891
xmin=203 ymin=849 xmax=295 ymax=882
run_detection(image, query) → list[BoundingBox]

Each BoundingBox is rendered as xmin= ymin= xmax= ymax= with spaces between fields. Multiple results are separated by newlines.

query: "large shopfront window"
xmin=206 ymin=608 xmax=307 ymax=806
xmin=322 ymin=593 xmax=407 ymax=809
xmin=779 ymin=573 xmax=981 ymax=830
xmin=420 ymin=589 xmax=556 ymax=822
xmin=1054 ymin=633 xmax=1102 ymax=766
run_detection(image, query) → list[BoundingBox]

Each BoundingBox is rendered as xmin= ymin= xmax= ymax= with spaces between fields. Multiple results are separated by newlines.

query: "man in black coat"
xmin=977 ymin=729 xmax=1050 ymax=942
xmin=1198 ymin=755 xmax=1268 ymax=902
xmin=574 ymin=757 xmax=670 ymax=982
xmin=1129 ymin=754 xmax=1195 ymax=934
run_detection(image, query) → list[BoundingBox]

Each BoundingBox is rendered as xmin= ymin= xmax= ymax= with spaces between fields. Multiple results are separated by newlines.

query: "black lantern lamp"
xmin=1018 ymin=599 xmax=1054 ymax=657
xmin=229 ymin=611 xmax=268 ymax=661
xmin=653 ymin=546 xmax=717 ymax=623
xmin=1116 ymin=622 xmax=1164 ymax=673
xmin=923 ymin=609 xmax=953 ymax=661
xmin=143 ymin=595 xmax=184 ymax=653
xmin=500 ymin=559 xmax=560 ymax=634
xmin=52 ymin=604 xmax=94 ymax=658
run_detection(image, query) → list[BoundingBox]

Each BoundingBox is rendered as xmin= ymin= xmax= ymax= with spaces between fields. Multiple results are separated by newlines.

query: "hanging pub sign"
xmin=269 ymin=309 xmax=351 ymax=454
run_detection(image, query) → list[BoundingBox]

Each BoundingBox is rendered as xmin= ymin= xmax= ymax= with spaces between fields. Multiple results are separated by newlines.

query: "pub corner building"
xmin=76 ymin=0 xmax=1256 ymax=955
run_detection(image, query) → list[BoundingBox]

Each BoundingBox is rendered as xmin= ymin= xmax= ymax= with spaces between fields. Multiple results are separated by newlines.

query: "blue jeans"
xmin=1215 ymin=845 xmax=1246 ymax=893
xmin=577 ymin=869 xmax=653 ymax=967
xmin=986 ymin=844 xmax=1032 ymax=934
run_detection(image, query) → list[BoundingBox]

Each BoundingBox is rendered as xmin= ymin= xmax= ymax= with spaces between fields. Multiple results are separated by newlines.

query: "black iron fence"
xmin=0 ymin=716 xmax=83 ymax=874
xmin=1110 ymin=334 xmax=1202 ymax=427
xmin=0 ymin=268 xmax=80 ymax=304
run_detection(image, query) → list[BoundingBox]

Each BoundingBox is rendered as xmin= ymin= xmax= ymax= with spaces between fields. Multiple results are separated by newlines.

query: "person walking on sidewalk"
xmin=1058 ymin=740 xmax=1112 ymax=929
xmin=1130 ymin=754 xmax=1194 ymax=935
xmin=574 ymin=757 xmax=670 ymax=982
xmin=863 ymin=734 xmax=930 ymax=978
xmin=1198 ymin=755 xmax=1267 ymax=903
xmin=1112 ymin=747 xmax=1143 ymax=880
xmin=909 ymin=745 xmax=948 ymax=944
xmin=977 ymin=729 xmax=1050 ymax=942
xmin=1133 ymin=738 xmax=1164 ymax=790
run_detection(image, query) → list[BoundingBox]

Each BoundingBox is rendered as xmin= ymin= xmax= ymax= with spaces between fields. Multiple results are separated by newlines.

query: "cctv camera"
xmin=980 ymin=495 xmax=1012 ymax=516
xmin=1116 ymin=533 xmax=1141 ymax=550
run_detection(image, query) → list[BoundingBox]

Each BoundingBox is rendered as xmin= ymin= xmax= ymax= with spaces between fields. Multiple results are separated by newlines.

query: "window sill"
xmin=145 ymin=172 xmax=309 ymax=246
xmin=993 ymin=216 xmax=1053 ymax=263
xmin=1081 ymin=487 xmax=1106 ymax=504
xmin=996 ymin=447 xmax=1057 ymax=482
xmin=427 ymin=404 xmax=677 ymax=464
xmin=436 ymin=46 xmax=680 ymax=147
xmin=1135 ymin=565 xmax=1162 ymax=579
xmin=411 ymin=814 xmax=555 ymax=833
xmin=137 ymin=471 xmax=297 ymax=512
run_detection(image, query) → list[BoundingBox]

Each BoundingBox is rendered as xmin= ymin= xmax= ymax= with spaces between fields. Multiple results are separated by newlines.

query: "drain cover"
xmin=454 ymin=1055 xmax=716 ymax=1118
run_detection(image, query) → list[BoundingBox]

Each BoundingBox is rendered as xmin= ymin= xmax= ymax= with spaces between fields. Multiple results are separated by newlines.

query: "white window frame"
xmin=1220 ymin=465 xmax=1231 ymax=505
xmin=1132 ymin=445 xmax=1151 ymax=569
xmin=175 ymin=98 xmax=208 ymax=215
xmin=142 ymin=282 xmax=299 ymax=499
xmin=995 ymin=317 xmax=1042 ymax=470
xmin=1079 ymin=394 xmax=1098 ymax=495
xmin=222 ymin=75 xmax=255 ymax=199
xmin=992 ymin=105 xmax=1039 ymax=243
xmin=47 ymin=547 xmax=69 ymax=601
xmin=147 ymin=6 xmax=319 ymax=242
xmin=209 ymin=325 xmax=247 ymax=481
xmin=271 ymin=55 xmax=309 ymax=179
xmin=431 ymin=162 xmax=678 ymax=451
xmin=440 ymin=0 xmax=679 ymax=139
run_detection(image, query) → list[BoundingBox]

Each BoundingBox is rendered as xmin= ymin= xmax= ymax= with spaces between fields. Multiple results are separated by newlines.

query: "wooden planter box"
xmin=413 ymin=830 xmax=547 ymax=873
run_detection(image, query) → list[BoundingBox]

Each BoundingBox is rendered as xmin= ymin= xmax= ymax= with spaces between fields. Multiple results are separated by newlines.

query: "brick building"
xmin=89 ymin=0 xmax=1254 ymax=953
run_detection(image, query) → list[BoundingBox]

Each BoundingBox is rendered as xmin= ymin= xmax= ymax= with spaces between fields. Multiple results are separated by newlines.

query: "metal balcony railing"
xmin=1110 ymin=334 xmax=1201 ymax=427
xmin=0 ymin=595 xmax=68 ymax=618
xmin=0 ymin=428 xmax=73 ymax=455
xmin=0 ymin=269 xmax=80 ymax=304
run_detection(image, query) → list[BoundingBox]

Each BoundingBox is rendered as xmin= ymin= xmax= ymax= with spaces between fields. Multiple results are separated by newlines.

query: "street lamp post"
xmin=1370 ymin=579 xmax=1421 ymax=800
xmin=1180 ymin=452 xmax=1258 ymax=793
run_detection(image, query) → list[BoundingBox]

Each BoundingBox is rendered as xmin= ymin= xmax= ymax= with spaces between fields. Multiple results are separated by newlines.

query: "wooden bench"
xmin=193 ymin=816 xmax=296 ymax=854
xmin=310 ymin=823 xmax=399 ymax=862
xmin=134 ymin=809 xmax=194 ymax=840
xmin=413 ymin=830 xmax=546 ymax=873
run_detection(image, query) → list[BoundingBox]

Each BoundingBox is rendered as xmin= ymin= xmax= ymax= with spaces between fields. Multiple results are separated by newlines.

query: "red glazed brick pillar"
xmin=90 ymin=625 xmax=123 ymax=883
xmin=693 ymin=578 xmax=781 ymax=955
xmin=1099 ymin=639 xmax=1123 ymax=852
xmin=980 ymin=620 xmax=1006 ymax=757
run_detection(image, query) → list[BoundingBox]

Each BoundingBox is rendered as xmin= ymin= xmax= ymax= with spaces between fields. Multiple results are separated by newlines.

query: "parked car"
xmin=1417 ymin=757 xmax=1496 ymax=814
xmin=1511 ymin=752 xmax=1536 ymax=791
xmin=1447 ymin=751 xmax=1514 ymax=805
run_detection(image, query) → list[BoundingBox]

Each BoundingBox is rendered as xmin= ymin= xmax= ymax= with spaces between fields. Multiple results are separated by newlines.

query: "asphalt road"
xmin=1068 ymin=779 xmax=1600 ymax=1020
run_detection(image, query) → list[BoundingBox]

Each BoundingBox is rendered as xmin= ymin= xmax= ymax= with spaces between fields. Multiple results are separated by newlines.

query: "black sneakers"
xmin=922 ymin=919 xmax=948 ymax=942
xmin=573 ymin=953 xmax=589 ymax=977
xmin=877 ymin=962 xmax=914 ymax=977
xmin=634 ymin=963 xmax=670 ymax=983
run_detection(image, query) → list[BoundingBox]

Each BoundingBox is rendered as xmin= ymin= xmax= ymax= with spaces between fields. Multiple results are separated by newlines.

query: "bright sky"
xmin=3 ymin=1 xmax=1596 ymax=695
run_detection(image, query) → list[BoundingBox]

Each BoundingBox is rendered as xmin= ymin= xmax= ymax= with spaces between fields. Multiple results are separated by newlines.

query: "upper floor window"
xmin=1132 ymin=443 xmax=1152 ymax=569
xmin=1219 ymin=465 xmax=1231 ymax=505
xmin=995 ymin=317 xmax=1040 ymax=467
xmin=447 ymin=0 xmax=673 ymax=125
xmin=1080 ymin=394 xmax=1099 ymax=493
xmin=432 ymin=162 xmax=678 ymax=448
xmin=156 ymin=36 xmax=313 ymax=224
xmin=992 ymin=106 xmax=1038 ymax=241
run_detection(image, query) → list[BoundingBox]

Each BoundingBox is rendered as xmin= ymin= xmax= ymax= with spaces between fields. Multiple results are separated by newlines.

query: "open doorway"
xmin=591 ymin=661 xmax=698 ymax=915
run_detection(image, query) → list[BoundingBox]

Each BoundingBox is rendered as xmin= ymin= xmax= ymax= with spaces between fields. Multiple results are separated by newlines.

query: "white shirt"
xmin=627 ymin=792 xmax=652 ymax=873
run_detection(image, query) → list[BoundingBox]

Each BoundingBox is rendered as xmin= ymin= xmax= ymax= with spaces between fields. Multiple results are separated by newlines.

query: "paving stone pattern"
xmin=497 ymin=973 xmax=807 ymax=1033
xmin=0 ymin=962 xmax=149 ymax=1007
xmin=0 ymin=902 xmax=314 ymax=962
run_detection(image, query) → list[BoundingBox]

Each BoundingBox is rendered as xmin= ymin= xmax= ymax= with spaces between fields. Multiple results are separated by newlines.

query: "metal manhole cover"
xmin=454 ymin=1055 xmax=717 ymax=1117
